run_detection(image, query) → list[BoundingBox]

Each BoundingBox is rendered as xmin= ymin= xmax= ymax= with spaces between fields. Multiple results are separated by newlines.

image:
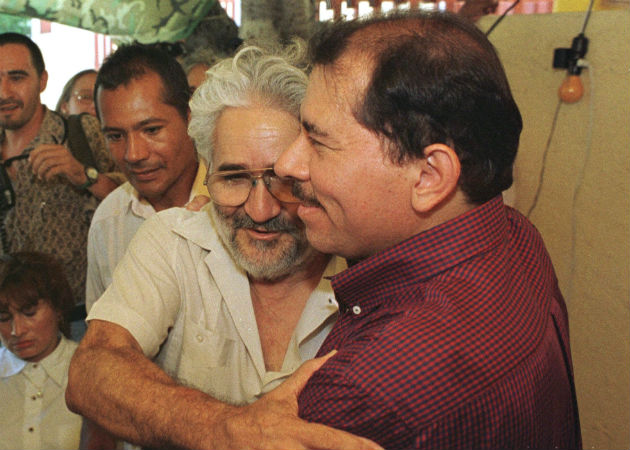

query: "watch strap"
xmin=78 ymin=166 xmax=98 ymax=190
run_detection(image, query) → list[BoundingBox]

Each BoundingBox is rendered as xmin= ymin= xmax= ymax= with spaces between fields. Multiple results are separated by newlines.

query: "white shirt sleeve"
xmin=87 ymin=213 xmax=183 ymax=358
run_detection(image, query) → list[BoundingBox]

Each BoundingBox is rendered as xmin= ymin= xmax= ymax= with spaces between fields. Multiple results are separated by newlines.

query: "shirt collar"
xmin=0 ymin=336 xmax=74 ymax=386
xmin=39 ymin=336 xmax=75 ymax=386
xmin=0 ymin=107 xmax=64 ymax=154
xmin=293 ymin=255 xmax=346 ymax=340
xmin=0 ymin=346 xmax=26 ymax=377
xmin=127 ymin=160 xmax=208 ymax=218
xmin=331 ymin=196 xmax=508 ymax=310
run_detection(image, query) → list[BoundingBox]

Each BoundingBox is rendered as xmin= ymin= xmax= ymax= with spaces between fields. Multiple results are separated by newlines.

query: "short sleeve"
xmin=87 ymin=214 xmax=182 ymax=358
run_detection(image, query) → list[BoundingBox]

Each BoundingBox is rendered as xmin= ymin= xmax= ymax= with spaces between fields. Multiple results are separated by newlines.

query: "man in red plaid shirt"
xmin=276 ymin=10 xmax=581 ymax=450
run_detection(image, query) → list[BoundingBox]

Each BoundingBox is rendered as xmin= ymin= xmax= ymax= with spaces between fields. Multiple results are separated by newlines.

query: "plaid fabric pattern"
xmin=299 ymin=196 xmax=581 ymax=450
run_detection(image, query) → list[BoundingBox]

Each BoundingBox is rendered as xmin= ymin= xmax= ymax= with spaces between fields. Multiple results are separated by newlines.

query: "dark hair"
xmin=310 ymin=11 xmax=523 ymax=204
xmin=55 ymin=69 xmax=97 ymax=114
xmin=0 ymin=32 xmax=46 ymax=77
xmin=95 ymin=42 xmax=191 ymax=120
xmin=0 ymin=252 xmax=75 ymax=338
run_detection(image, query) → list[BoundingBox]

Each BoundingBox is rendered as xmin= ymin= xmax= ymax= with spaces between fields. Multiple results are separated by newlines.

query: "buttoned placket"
xmin=22 ymin=362 xmax=46 ymax=449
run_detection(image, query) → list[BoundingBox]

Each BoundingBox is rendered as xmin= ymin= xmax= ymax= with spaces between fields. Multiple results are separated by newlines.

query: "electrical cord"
xmin=526 ymin=99 xmax=562 ymax=218
xmin=568 ymin=61 xmax=594 ymax=300
xmin=485 ymin=0 xmax=520 ymax=36
xmin=526 ymin=0 xmax=595 ymax=300
xmin=580 ymin=0 xmax=595 ymax=34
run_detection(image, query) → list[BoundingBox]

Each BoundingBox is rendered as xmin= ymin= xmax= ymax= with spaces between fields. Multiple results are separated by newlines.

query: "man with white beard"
xmin=66 ymin=42 xmax=377 ymax=450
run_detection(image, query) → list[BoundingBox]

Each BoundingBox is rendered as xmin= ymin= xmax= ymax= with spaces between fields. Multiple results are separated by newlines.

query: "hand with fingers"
xmin=185 ymin=194 xmax=211 ymax=211
xmin=209 ymin=351 xmax=383 ymax=450
xmin=28 ymin=144 xmax=86 ymax=186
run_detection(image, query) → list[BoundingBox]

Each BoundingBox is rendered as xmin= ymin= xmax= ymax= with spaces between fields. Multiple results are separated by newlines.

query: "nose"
xmin=243 ymin=179 xmax=282 ymax=224
xmin=0 ymin=76 xmax=12 ymax=98
xmin=124 ymin=133 xmax=149 ymax=163
xmin=86 ymin=102 xmax=97 ymax=117
xmin=275 ymin=131 xmax=310 ymax=181
xmin=11 ymin=315 xmax=26 ymax=337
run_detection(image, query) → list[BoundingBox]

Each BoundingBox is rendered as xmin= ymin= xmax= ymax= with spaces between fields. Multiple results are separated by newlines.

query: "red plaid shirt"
xmin=299 ymin=196 xmax=581 ymax=449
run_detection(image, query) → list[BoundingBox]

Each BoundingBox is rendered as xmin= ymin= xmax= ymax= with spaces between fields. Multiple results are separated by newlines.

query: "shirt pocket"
xmin=176 ymin=320 xmax=235 ymax=393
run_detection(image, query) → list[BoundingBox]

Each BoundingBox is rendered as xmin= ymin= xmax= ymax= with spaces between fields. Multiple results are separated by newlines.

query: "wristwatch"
xmin=78 ymin=166 xmax=99 ymax=190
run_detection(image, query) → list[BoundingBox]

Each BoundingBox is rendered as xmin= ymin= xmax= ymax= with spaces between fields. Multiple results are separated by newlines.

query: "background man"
xmin=275 ymin=10 xmax=581 ymax=450
xmin=67 ymin=43 xmax=374 ymax=450
xmin=0 ymin=33 xmax=119 ymax=325
xmin=85 ymin=43 xmax=207 ymax=313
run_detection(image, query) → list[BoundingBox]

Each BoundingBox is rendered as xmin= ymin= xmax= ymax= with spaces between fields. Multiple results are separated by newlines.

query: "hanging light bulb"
xmin=559 ymin=74 xmax=584 ymax=103
xmin=553 ymin=33 xmax=589 ymax=104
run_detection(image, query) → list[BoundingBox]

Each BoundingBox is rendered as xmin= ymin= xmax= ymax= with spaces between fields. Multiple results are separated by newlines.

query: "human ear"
xmin=39 ymin=70 xmax=48 ymax=93
xmin=410 ymin=143 xmax=461 ymax=213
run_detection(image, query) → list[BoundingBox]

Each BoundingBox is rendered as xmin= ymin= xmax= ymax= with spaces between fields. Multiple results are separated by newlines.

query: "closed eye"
xmin=20 ymin=305 xmax=38 ymax=317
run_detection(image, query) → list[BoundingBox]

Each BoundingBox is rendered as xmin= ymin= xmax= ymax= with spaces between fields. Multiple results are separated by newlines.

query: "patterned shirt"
xmin=0 ymin=108 xmax=117 ymax=305
xmin=299 ymin=196 xmax=581 ymax=450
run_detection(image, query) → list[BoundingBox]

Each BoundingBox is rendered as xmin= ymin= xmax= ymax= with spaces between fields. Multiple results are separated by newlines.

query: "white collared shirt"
xmin=88 ymin=206 xmax=344 ymax=404
xmin=0 ymin=337 xmax=81 ymax=450
xmin=86 ymin=163 xmax=208 ymax=312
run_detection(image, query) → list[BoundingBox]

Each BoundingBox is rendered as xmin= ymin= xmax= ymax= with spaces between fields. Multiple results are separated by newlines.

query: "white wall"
xmin=30 ymin=20 xmax=112 ymax=110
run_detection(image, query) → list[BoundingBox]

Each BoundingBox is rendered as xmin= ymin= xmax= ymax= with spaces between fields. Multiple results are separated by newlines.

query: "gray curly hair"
xmin=188 ymin=40 xmax=308 ymax=167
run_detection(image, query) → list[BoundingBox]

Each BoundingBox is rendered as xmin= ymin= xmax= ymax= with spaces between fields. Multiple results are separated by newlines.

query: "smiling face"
xmin=97 ymin=71 xmax=199 ymax=211
xmin=210 ymin=106 xmax=318 ymax=280
xmin=275 ymin=60 xmax=421 ymax=260
xmin=0 ymin=43 xmax=46 ymax=131
xmin=0 ymin=298 xmax=60 ymax=363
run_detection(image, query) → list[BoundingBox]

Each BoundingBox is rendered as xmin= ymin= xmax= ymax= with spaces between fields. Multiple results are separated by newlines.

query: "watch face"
xmin=86 ymin=167 xmax=99 ymax=181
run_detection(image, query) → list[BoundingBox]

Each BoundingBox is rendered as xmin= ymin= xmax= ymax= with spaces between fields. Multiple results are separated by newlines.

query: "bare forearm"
xmin=80 ymin=419 xmax=119 ymax=450
xmin=66 ymin=324 xmax=236 ymax=449
xmin=66 ymin=322 xmax=382 ymax=450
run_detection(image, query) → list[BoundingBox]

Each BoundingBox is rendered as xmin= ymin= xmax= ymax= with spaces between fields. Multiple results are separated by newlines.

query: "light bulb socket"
xmin=553 ymin=33 xmax=589 ymax=75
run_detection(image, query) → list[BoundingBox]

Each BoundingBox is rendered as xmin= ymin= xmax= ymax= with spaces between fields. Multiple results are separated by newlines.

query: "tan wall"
xmin=478 ymin=9 xmax=630 ymax=449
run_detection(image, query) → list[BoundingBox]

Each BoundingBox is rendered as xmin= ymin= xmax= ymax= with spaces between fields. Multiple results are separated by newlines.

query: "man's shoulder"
xmin=92 ymin=182 xmax=137 ymax=222
xmin=152 ymin=206 xmax=210 ymax=236
xmin=136 ymin=206 xmax=200 ymax=239
xmin=151 ymin=206 xmax=221 ymax=252
xmin=37 ymin=107 xmax=65 ymax=141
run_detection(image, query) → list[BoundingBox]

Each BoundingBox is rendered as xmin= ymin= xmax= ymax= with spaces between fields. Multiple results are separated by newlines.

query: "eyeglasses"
xmin=72 ymin=90 xmax=94 ymax=105
xmin=204 ymin=167 xmax=300 ymax=207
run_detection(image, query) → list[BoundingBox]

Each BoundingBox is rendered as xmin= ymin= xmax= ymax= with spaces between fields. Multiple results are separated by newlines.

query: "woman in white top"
xmin=0 ymin=252 xmax=87 ymax=450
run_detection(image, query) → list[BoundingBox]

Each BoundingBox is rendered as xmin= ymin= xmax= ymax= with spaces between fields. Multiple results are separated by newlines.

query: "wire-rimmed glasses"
xmin=204 ymin=167 xmax=300 ymax=207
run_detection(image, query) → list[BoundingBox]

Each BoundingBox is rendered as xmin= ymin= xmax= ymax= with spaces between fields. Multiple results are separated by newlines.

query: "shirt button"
xmin=196 ymin=334 xmax=204 ymax=343
xmin=352 ymin=305 xmax=362 ymax=315
xmin=31 ymin=395 xmax=37 ymax=401
xmin=28 ymin=427 xmax=34 ymax=432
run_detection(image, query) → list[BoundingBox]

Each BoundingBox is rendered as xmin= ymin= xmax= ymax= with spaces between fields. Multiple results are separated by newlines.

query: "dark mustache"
xmin=231 ymin=211 xmax=301 ymax=233
xmin=0 ymin=98 xmax=22 ymax=108
xmin=291 ymin=182 xmax=322 ymax=208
